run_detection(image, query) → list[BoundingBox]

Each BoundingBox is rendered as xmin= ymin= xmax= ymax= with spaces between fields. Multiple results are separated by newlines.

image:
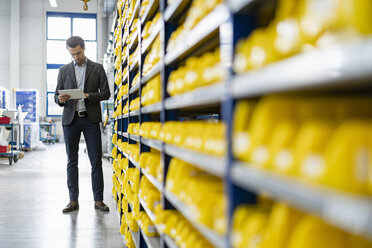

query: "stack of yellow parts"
xmin=126 ymin=143 xmax=140 ymax=162
xmin=124 ymin=167 xmax=140 ymax=207
xmin=160 ymin=121 xmax=226 ymax=156
xmin=116 ymin=85 xmax=124 ymax=101
xmin=121 ymin=44 xmax=127 ymax=60
xmin=121 ymin=201 xmax=139 ymax=233
xmin=154 ymin=209 xmax=213 ymax=248
xmin=140 ymin=0 xmax=149 ymax=18
xmin=114 ymin=69 xmax=121 ymax=87
xmin=119 ymin=162 xmax=141 ymax=244
xmin=166 ymin=158 xmax=227 ymax=234
xmin=119 ymin=83 xmax=129 ymax=96
xmin=138 ymin=211 xmax=159 ymax=237
xmin=143 ymin=35 xmax=160 ymax=75
xmin=127 ymin=18 xmax=139 ymax=46
xmin=167 ymin=0 xmax=222 ymax=51
xmin=234 ymin=0 xmax=372 ymax=73
xmin=128 ymin=122 xmax=140 ymax=135
xmin=167 ymin=48 xmax=224 ymax=96
xmin=126 ymin=0 xmax=136 ymax=24
xmin=139 ymin=150 xmax=162 ymax=182
xmin=122 ymin=100 xmax=129 ymax=114
xmin=141 ymin=74 xmax=161 ymax=106
xmin=129 ymin=45 xmax=139 ymax=65
xmin=129 ymin=97 xmax=140 ymax=111
xmin=132 ymin=72 xmax=140 ymax=87
xmin=122 ymin=226 xmax=136 ymax=248
xmin=232 ymin=202 xmax=372 ymax=248
xmin=139 ymin=177 xmax=161 ymax=213
xmin=142 ymin=12 xmax=162 ymax=43
xmin=233 ymin=95 xmax=372 ymax=195
xmin=116 ymin=0 xmax=124 ymax=17
xmin=114 ymin=50 xmax=121 ymax=73
xmin=139 ymin=122 xmax=162 ymax=140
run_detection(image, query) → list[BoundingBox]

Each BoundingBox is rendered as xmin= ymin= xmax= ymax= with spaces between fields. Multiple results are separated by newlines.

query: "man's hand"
xmin=58 ymin=94 xmax=71 ymax=104
xmin=84 ymin=93 xmax=89 ymax=98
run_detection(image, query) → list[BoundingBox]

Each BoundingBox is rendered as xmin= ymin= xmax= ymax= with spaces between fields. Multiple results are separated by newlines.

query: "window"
xmin=46 ymin=12 xmax=97 ymax=116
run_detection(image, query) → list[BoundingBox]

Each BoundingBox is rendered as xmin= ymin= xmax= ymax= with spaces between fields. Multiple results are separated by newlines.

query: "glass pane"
xmin=47 ymin=69 xmax=59 ymax=92
xmin=47 ymin=93 xmax=63 ymax=116
xmin=73 ymin=18 xmax=96 ymax=40
xmin=47 ymin=40 xmax=71 ymax=64
xmin=85 ymin=42 xmax=97 ymax=62
xmin=47 ymin=17 xmax=71 ymax=39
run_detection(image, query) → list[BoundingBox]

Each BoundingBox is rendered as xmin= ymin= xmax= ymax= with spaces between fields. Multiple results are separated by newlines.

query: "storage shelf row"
xmin=163 ymin=235 xmax=178 ymax=248
xmin=141 ymin=168 xmax=162 ymax=192
xmin=164 ymin=5 xmax=229 ymax=65
xmin=163 ymin=0 xmax=191 ymax=22
xmin=164 ymin=144 xmax=227 ymax=178
xmin=141 ymin=229 xmax=161 ymax=248
xmin=139 ymin=196 xmax=157 ymax=224
xmin=141 ymin=102 xmax=162 ymax=114
xmin=128 ymin=0 xmax=139 ymax=28
xmin=228 ymin=0 xmax=272 ymax=13
xmin=129 ymin=60 xmax=139 ymax=72
xmin=232 ymin=162 xmax=372 ymax=240
xmin=128 ymin=31 xmax=138 ymax=51
xmin=142 ymin=20 xmax=162 ymax=54
xmin=129 ymin=83 xmax=139 ymax=94
xmin=128 ymin=155 xmax=139 ymax=169
xmin=140 ymin=137 xmax=162 ymax=151
xmin=130 ymin=230 xmax=139 ymax=248
xmin=140 ymin=0 xmax=158 ymax=25
xmin=164 ymin=190 xmax=226 ymax=248
xmin=129 ymin=133 xmax=140 ymax=142
xmin=129 ymin=135 xmax=226 ymax=178
xmin=110 ymin=0 xmax=372 ymax=246
xmin=139 ymin=196 xmax=177 ymax=248
xmin=164 ymin=83 xmax=224 ymax=110
xmin=141 ymin=62 xmax=161 ymax=84
xmin=232 ymin=38 xmax=372 ymax=98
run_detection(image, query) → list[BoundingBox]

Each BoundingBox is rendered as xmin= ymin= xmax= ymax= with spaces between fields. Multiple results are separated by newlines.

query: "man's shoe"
xmin=62 ymin=202 xmax=79 ymax=213
xmin=95 ymin=201 xmax=109 ymax=211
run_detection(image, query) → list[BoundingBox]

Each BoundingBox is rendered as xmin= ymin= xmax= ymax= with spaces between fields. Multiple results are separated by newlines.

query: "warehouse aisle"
xmin=0 ymin=143 xmax=125 ymax=248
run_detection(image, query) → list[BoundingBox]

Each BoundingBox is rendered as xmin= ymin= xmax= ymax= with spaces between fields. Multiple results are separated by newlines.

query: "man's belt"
xmin=77 ymin=111 xmax=87 ymax=117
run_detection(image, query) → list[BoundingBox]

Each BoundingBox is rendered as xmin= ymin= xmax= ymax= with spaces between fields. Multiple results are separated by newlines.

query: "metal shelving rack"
xmin=110 ymin=0 xmax=372 ymax=247
xmin=0 ymin=123 xmax=21 ymax=165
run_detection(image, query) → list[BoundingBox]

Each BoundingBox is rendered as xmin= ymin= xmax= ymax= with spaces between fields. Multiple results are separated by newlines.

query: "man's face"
xmin=67 ymin=45 xmax=85 ymax=66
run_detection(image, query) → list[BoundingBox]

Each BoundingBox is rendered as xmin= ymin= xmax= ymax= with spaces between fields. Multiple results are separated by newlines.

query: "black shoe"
xmin=94 ymin=201 xmax=109 ymax=211
xmin=62 ymin=202 xmax=79 ymax=213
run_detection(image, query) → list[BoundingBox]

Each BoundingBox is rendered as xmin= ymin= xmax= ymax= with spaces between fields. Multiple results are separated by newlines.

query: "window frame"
xmin=46 ymin=12 xmax=97 ymax=117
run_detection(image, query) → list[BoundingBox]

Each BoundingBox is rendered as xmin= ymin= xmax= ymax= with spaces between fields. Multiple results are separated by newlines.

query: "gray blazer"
xmin=54 ymin=59 xmax=111 ymax=125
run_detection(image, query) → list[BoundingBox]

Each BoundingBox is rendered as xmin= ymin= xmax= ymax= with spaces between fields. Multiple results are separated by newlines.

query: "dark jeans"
xmin=63 ymin=113 xmax=104 ymax=202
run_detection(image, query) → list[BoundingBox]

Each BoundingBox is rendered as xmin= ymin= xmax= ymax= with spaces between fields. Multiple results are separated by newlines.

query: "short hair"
xmin=66 ymin=36 xmax=85 ymax=49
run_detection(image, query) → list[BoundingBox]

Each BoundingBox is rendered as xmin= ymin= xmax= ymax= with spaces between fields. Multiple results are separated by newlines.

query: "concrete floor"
xmin=0 ymin=143 xmax=125 ymax=248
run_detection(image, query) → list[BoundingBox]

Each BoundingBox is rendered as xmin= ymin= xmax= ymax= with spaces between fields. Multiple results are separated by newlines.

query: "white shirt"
xmin=74 ymin=59 xmax=87 ymax=112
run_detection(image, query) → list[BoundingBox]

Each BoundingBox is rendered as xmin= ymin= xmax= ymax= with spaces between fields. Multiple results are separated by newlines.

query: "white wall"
xmin=0 ymin=0 xmax=11 ymax=89
xmin=20 ymin=0 xmax=44 ymax=114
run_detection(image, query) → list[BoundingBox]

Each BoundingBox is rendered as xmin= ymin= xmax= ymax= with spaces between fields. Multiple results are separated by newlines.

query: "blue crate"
xmin=15 ymin=90 xmax=39 ymax=123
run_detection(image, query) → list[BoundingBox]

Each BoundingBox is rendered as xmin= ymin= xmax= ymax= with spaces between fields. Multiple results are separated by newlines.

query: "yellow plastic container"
xmin=323 ymin=120 xmax=371 ymax=194
xmin=287 ymin=216 xmax=346 ymax=248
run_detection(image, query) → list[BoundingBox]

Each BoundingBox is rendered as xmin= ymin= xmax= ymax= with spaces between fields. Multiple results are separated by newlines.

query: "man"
xmin=55 ymin=36 xmax=110 ymax=213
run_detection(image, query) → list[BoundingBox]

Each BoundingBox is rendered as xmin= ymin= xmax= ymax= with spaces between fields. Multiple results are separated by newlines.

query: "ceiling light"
xmin=49 ymin=0 xmax=57 ymax=7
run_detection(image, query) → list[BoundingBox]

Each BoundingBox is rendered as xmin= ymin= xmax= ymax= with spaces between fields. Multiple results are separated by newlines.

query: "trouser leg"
xmin=82 ymin=117 xmax=104 ymax=202
xmin=63 ymin=116 xmax=81 ymax=202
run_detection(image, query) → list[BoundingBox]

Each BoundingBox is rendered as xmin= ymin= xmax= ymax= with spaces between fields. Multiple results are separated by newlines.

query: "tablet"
xmin=58 ymin=89 xmax=86 ymax=99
